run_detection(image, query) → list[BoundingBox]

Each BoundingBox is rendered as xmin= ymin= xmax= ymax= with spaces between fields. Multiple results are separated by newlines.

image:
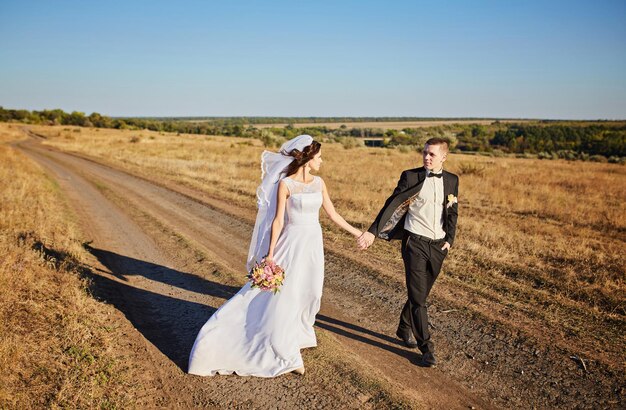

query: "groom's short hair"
xmin=425 ymin=137 xmax=450 ymax=153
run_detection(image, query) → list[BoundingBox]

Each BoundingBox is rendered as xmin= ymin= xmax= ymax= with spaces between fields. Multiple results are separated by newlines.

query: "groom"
xmin=357 ymin=137 xmax=458 ymax=367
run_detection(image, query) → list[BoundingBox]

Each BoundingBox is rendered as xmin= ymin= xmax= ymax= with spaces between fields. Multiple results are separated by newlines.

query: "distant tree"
xmin=88 ymin=112 xmax=113 ymax=128
xmin=66 ymin=111 xmax=88 ymax=126
xmin=259 ymin=130 xmax=285 ymax=148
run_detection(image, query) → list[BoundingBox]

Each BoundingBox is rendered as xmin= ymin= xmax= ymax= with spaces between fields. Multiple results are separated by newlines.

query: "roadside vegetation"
xmin=0 ymin=126 xmax=130 ymax=408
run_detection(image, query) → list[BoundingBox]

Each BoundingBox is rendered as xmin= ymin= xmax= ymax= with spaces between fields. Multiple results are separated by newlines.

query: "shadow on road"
xmin=315 ymin=314 xmax=420 ymax=365
xmin=83 ymin=245 xmax=240 ymax=371
xmin=82 ymin=245 xmax=420 ymax=370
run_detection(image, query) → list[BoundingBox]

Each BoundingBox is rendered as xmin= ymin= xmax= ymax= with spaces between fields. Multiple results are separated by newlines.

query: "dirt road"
xmin=14 ymin=132 xmax=622 ymax=408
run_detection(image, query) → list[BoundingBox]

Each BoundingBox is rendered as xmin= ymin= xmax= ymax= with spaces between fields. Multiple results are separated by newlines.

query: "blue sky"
xmin=1 ymin=0 xmax=625 ymax=119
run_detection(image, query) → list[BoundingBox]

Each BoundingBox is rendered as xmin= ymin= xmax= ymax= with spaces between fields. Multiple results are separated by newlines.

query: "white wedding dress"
xmin=188 ymin=176 xmax=325 ymax=377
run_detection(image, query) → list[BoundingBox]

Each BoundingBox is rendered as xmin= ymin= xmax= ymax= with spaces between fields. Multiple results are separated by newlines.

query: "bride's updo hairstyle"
xmin=282 ymin=141 xmax=321 ymax=177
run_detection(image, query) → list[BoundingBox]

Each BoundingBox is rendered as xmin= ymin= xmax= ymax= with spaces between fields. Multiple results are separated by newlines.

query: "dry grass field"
xmin=0 ymin=127 xmax=131 ymax=408
xmin=3 ymin=122 xmax=624 ymax=406
xmin=26 ymin=123 xmax=625 ymax=373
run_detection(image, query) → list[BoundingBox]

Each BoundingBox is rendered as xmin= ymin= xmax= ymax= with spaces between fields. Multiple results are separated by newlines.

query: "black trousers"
xmin=399 ymin=230 xmax=448 ymax=354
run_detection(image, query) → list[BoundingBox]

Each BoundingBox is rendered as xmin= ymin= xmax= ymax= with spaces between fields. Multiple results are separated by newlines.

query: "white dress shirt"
xmin=404 ymin=168 xmax=446 ymax=240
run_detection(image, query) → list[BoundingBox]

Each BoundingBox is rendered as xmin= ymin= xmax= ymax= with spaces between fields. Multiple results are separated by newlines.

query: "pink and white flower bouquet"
xmin=247 ymin=258 xmax=285 ymax=294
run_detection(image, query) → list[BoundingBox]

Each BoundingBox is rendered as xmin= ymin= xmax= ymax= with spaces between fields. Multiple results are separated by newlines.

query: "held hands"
xmin=357 ymin=232 xmax=375 ymax=250
xmin=355 ymin=235 xmax=450 ymax=252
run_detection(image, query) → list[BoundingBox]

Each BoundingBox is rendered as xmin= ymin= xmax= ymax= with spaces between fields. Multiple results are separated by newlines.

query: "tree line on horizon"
xmin=130 ymin=115 xmax=511 ymax=124
xmin=1 ymin=107 xmax=624 ymax=162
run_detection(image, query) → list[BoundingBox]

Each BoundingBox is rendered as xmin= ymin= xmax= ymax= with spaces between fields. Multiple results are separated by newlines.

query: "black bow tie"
xmin=427 ymin=172 xmax=443 ymax=178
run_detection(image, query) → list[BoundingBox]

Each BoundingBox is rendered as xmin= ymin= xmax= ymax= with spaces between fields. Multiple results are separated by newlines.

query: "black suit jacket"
xmin=367 ymin=167 xmax=459 ymax=246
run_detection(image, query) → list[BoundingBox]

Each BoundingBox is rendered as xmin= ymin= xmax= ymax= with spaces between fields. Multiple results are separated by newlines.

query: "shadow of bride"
xmin=82 ymin=245 xmax=241 ymax=370
xmin=85 ymin=244 xmax=240 ymax=299
xmin=83 ymin=244 xmax=421 ymax=370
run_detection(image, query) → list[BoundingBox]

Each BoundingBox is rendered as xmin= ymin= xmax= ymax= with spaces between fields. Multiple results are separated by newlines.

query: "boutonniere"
xmin=446 ymin=194 xmax=458 ymax=208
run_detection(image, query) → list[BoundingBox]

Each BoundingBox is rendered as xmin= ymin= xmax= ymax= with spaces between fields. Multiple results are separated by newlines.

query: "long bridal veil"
xmin=246 ymin=134 xmax=313 ymax=270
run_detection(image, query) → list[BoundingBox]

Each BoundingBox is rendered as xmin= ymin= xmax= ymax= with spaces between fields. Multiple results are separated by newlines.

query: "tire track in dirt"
xmin=15 ymin=135 xmax=492 ymax=409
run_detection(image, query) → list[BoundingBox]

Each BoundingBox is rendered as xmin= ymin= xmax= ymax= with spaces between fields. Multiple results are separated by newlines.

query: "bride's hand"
xmin=265 ymin=254 xmax=274 ymax=263
xmin=357 ymin=231 xmax=375 ymax=250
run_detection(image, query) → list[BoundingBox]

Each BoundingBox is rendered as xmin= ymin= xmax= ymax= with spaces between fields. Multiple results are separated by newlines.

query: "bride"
xmin=188 ymin=135 xmax=362 ymax=377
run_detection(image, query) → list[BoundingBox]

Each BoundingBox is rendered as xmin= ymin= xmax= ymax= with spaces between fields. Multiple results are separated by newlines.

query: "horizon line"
xmin=2 ymin=106 xmax=624 ymax=122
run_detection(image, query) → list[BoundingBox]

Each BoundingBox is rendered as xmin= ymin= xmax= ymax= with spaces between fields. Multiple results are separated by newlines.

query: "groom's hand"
xmin=357 ymin=232 xmax=375 ymax=250
xmin=441 ymin=242 xmax=451 ymax=252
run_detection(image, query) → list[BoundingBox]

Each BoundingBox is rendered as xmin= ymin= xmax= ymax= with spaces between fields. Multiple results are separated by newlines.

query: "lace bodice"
xmin=282 ymin=176 xmax=323 ymax=226
xmin=282 ymin=176 xmax=323 ymax=195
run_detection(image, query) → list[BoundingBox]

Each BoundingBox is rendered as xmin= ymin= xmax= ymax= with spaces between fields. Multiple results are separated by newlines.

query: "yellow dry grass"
xmin=24 ymin=123 xmax=626 ymax=368
xmin=0 ymin=127 xmax=130 ymax=408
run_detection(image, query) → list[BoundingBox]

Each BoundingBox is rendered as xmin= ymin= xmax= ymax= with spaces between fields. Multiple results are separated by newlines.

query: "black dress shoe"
xmin=421 ymin=351 xmax=437 ymax=367
xmin=396 ymin=329 xmax=418 ymax=348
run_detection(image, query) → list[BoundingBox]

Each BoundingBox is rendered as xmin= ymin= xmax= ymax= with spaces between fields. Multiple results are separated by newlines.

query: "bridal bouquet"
xmin=247 ymin=258 xmax=285 ymax=294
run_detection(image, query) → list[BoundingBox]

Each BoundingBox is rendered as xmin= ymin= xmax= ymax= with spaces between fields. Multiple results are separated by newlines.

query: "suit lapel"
xmin=406 ymin=167 xmax=426 ymax=195
xmin=395 ymin=167 xmax=426 ymax=198
xmin=416 ymin=167 xmax=427 ymax=188
xmin=442 ymin=171 xmax=451 ymax=231
xmin=443 ymin=171 xmax=450 ymax=205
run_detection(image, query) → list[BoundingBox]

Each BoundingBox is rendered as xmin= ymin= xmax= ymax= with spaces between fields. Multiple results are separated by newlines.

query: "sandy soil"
xmin=14 ymin=131 xmax=622 ymax=409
